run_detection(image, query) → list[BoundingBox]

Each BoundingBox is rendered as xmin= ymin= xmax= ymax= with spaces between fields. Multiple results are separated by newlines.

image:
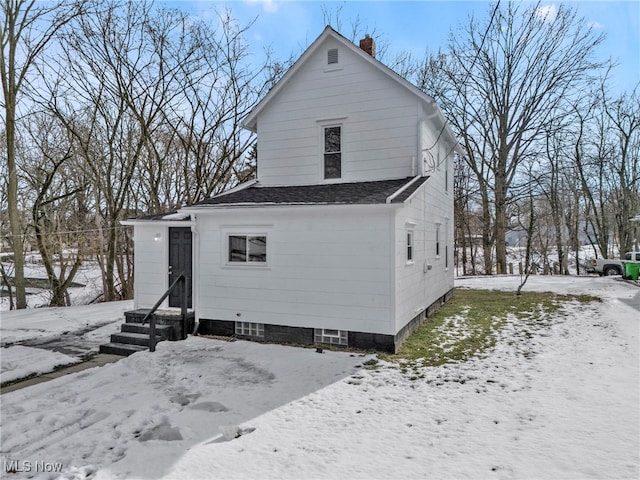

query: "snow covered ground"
xmin=1 ymin=259 xmax=106 ymax=311
xmin=1 ymin=301 xmax=131 ymax=383
xmin=0 ymin=275 xmax=638 ymax=480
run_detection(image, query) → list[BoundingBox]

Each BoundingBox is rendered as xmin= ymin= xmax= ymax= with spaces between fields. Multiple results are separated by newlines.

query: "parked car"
xmin=591 ymin=252 xmax=640 ymax=276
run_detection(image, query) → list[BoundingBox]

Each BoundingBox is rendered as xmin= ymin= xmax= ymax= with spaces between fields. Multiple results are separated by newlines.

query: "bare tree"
xmin=454 ymin=152 xmax=481 ymax=275
xmin=1 ymin=0 xmax=83 ymax=308
xmin=515 ymin=193 xmax=537 ymax=294
xmin=602 ymin=86 xmax=640 ymax=255
xmin=22 ymin=114 xmax=87 ymax=306
xmin=42 ymin=0 xmax=169 ymax=300
xmin=35 ymin=0 xmax=284 ymax=301
xmin=540 ymin=119 xmax=572 ymax=274
xmin=155 ymin=10 xmax=281 ymax=207
xmin=418 ymin=1 xmax=605 ymax=274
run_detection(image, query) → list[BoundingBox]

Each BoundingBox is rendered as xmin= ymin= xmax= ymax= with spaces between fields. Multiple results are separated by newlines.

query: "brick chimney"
xmin=359 ymin=34 xmax=375 ymax=58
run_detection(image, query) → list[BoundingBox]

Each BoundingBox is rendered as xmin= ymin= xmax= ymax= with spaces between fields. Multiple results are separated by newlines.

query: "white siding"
xmin=393 ymin=138 xmax=454 ymax=334
xmin=256 ymin=37 xmax=421 ymax=186
xmin=132 ymin=225 xmax=169 ymax=309
xmin=195 ymin=205 xmax=396 ymax=335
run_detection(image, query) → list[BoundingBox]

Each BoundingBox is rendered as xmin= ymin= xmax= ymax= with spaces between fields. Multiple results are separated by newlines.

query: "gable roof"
xmin=187 ymin=177 xmax=428 ymax=208
xmin=242 ymin=26 xmax=457 ymax=148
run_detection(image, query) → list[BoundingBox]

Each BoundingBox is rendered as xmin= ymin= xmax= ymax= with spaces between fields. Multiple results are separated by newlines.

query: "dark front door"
xmin=168 ymin=227 xmax=193 ymax=308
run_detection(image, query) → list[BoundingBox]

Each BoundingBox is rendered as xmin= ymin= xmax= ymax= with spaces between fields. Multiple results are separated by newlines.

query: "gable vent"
xmin=327 ymin=48 xmax=338 ymax=64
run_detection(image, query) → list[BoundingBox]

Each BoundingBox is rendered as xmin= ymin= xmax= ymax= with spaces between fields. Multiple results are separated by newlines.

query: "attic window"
xmin=327 ymin=48 xmax=338 ymax=64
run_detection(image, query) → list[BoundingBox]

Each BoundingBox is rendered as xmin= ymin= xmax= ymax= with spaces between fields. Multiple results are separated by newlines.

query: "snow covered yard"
xmin=1 ymin=301 xmax=131 ymax=384
xmin=1 ymin=259 xmax=106 ymax=311
xmin=0 ymin=275 xmax=638 ymax=479
xmin=162 ymin=276 xmax=639 ymax=480
xmin=1 ymin=338 xmax=367 ymax=480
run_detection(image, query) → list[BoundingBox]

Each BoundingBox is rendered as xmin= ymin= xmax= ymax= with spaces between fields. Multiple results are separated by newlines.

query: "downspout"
xmin=418 ymin=118 xmax=425 ymax=177
xmin=191 ymin=213 xmax=201 ymax=336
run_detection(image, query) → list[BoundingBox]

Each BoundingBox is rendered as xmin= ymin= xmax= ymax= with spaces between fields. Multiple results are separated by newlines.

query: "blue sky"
xmin=166 ymin=1 xmax=639 ymax=95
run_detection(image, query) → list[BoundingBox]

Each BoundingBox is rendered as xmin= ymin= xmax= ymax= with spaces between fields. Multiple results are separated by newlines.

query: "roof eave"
xmin=120 ymin=219 xmax=195 ymax=227
xmin=181 ymin=202 xmax=398 ymax=211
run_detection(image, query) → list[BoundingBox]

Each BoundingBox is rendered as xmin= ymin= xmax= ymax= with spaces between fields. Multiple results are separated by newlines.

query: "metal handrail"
xmin=140 ymin=271 xmax=188 ymax=352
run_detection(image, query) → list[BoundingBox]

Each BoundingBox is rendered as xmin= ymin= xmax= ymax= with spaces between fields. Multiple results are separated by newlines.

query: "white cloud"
xmin=589 ymin=20 xmax=604 ymax=29
xmin=245 ymin=0 xmax=279 ymax=14
xmin=535 ymin=4 xmax=558 ymax=23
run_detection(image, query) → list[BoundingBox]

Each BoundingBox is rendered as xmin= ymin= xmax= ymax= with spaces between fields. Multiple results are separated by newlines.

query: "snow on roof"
xmin=160 ymin=212 xmax=190 ymax=221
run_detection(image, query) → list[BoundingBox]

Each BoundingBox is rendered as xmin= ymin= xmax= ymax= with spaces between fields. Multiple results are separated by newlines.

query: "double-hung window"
xmin=323 ymin=125 xmax=341 ymax=179
xmin=228 ymin=235 xmax=267 ymax=263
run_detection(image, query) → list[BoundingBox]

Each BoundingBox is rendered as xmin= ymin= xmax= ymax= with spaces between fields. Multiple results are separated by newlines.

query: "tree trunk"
xmin=5 ymin=104 xmax=27 ymax=309
xmin=494 ymin=169 xmax=508 ymax=275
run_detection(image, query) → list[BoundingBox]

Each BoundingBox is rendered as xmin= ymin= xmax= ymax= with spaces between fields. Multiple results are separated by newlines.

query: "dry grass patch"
xmin=386 ymin=288 xmax=600 ymax=367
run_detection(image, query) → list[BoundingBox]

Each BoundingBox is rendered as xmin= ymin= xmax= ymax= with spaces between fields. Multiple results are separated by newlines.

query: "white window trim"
xmin=406 ymin=230 xmax=414 ymax=265
xmin=320 ymin=123 xmax=343 ymax=182
xmin=435 ymin=224 xmax=441 ymax=259
xmin=324 ymin=49 xmax=343 ymax=73
xmin=223 ymin=230 xmax=270 ymax=269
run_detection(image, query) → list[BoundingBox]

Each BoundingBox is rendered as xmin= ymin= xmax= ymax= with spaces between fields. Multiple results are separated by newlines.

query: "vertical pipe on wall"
xmin=191 ymin=214 xmax=200 ymax=335
xmin=417 ymin=119 xmax=424 ymax=176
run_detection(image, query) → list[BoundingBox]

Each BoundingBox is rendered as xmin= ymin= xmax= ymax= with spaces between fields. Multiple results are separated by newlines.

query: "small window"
xmin=436 ymin=226 xmax=440 ymax=257
xmin=445 ymin=220 xmax=449 ymax=269
xmin=327 ymin=48 xmax=338 ymax=64
xmin=236 ymin=322 xmax=264 ymax=338
xmin=314 ymin=328 xmax=348 ymax=346
xmin=445 ymin=162 xmax=449 ymax=193
xmin=229 ymin=235 xmax=266 ymax=263
xmin=323 ymin=126 xmax=341 ymax=179
xmin=407 ymin=231 xmax=414 ymax=262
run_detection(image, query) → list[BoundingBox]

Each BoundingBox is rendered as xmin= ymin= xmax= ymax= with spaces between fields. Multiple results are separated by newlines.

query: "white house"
xmin=122 ymin=27 xmax=458 ymax=353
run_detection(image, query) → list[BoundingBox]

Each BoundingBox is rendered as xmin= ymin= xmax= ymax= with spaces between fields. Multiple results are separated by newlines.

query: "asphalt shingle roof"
xmin=193 ymin=177 xmax=428 ymax=207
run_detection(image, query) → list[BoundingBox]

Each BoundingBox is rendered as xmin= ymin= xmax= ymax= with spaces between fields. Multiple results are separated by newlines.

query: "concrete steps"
xmin=99 ymin=309 xmax=193 ymax=356
xmin=99 ymin=342 xmax=149 ymax=356
xmin=99 ymin=319 xmax=175 ymax=356
xmin=121 ymin=323 xmax=173 ymax=340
